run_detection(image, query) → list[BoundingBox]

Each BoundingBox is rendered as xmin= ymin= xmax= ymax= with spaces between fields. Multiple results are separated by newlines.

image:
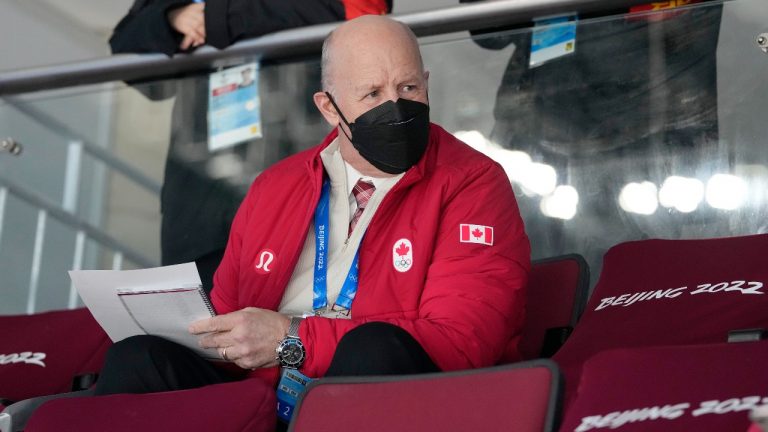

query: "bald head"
xmin=313 ymin=15 xmax=429 ymax=177
xmin=321 ymin=15 xmax=424 ymax=95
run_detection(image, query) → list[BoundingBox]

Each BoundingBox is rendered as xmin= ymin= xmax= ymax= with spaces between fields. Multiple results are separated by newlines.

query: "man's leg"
xmin=325 ymin=322 xmax=440 ymax=376
xmin=94 ymin=334 xmax=234 ymax=395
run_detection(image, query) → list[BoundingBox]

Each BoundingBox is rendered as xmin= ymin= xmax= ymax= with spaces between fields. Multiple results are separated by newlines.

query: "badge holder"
xmin=207 ymin=62 xmax=263 ymax=152
xmin=276 ymin=368 xmax=314 ymax=423
xmin=529 ymin=14 xmax=578 ymax=68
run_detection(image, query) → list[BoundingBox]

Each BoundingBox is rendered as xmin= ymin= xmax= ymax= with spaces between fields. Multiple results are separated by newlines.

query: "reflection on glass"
xmin=519 ymin=162 xmax=557 ymax=197
xmin=454 ymin=129 xmax=560 ymax=197
xmin=619 ymin=181 xmax=659 ymax=216
xmin=540 ymin=185 xmax=579 ymax=220
xmin=659 ymin=176 xmax=705 ymax=213
xmin=706 ymin=174 xmax=747 ymax=210
xmin=493 ymin=149 xmax=533 ymax=184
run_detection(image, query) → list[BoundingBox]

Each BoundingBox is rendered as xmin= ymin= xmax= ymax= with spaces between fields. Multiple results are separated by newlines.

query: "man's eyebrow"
xmin=399 ymin=74 xmax=424 ymax=84
xmin=353 ymin=82 xmax=381 ymax=93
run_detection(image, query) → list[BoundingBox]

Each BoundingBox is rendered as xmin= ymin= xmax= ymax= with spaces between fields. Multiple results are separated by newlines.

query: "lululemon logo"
xmin=254 ymin=249 xmax=275 ymax=275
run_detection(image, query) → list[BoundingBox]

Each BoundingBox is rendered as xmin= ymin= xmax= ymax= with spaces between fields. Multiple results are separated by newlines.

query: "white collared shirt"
xmin=278 ymin=138 xmax=403 ymax=318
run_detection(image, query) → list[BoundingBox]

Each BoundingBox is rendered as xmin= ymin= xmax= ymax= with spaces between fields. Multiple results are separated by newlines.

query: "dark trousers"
xmin=95 ymin=322 xmax=439 ymax=395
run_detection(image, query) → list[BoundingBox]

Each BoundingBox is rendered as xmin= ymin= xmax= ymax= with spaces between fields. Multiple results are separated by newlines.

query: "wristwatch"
xmin=276 ymin=317 xmax=306 ymax=369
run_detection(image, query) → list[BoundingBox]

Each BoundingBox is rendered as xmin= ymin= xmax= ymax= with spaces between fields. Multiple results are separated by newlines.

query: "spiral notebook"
xmin=117 ymin=284 xmax=217 ymax=359
xmin=70 ymin=263 xmax=221 ymax=360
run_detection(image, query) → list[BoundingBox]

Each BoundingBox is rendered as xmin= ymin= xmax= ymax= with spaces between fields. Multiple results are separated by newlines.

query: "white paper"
xmin=69 ymin=263 xmax=220 ymax=360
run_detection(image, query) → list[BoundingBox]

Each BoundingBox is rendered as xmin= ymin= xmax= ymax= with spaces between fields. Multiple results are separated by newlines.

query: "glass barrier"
xmin=0 ymin=0 xmax=766 ymax=315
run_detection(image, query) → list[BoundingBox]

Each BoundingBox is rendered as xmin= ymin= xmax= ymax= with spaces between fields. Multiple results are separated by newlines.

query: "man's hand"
xmin=167 ymin=3 xmax=206 ymax=50
xmin=189 ymin=308 xmax=291 ymax=369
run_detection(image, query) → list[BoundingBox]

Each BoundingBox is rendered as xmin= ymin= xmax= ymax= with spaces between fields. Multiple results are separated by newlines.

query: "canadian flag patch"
xmin=460 ymin=224 xmax=494 ymax=246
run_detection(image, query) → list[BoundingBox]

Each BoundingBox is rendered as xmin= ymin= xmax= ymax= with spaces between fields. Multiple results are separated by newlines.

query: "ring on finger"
xmin=221 ymin=347 xmax=229 ymax=361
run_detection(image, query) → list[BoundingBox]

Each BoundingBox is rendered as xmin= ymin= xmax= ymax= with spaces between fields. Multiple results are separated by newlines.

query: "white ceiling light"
xmin=492 ymin=149 xmax=533 ymax=184
xmin=659 ymin=176 xmax=704 ymax=213
xmin=454 ymin=130 xmax=492 ymax=153
xmin=520 ymin=162 xmax=557 ymax=197
xmin=540 ymin=185 xmax=579 ymax=220
xmin=706 ymin=174 xmax=747 ymax=210
xmin=453 ymin=130 xmax=558 ymax=197
xmin=619 ymin=181 xmax=658 ymax=215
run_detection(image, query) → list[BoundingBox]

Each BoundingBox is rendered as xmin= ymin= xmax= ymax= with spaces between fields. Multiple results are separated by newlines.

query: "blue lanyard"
xmin=313 ymin=179 xmax=361 ymax=312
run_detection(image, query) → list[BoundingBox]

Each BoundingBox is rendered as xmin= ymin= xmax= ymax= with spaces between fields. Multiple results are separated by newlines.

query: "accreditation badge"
xmin=276 ymin=368 xmax=314 ymax=423
xmin=207 ymin=62 xmax=263 ymax=152
xmin=529 ymin=14 xmax=578 ymax=68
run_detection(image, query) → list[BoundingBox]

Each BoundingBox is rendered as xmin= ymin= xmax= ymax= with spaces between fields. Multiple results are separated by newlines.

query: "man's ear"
xmin=313 ymin=91 xmax=340 ymax=127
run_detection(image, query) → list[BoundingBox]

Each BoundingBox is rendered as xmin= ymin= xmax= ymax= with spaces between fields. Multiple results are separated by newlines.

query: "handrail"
xmin=4 ymin=96 xmax=163 ymax=195
xmin=0 ymin=173 xmax=155 ymax=267
xmin=0 ymin=0 xmax=678 ymax=96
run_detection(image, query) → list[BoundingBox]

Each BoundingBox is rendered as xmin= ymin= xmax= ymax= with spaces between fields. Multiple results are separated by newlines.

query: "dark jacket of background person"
xmin=109 ymin=0 xmax=392 ymax=291
xmin=110 ymin=0 xmax=392 ymax=56
xmin=460 ymin=0 xmax=722 ymax=159
xmin=459 ymin=0 xmax=722 ymax=275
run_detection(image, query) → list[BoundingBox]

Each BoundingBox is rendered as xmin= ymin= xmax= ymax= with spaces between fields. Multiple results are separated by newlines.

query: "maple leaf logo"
xmin=472 ymin=228 xmax=483 ymax=239
xmin=395 ymin=242 xmax=410 ymax=256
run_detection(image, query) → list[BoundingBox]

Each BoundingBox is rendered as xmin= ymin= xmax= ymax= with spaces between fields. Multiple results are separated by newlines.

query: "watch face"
xmin=279 ymin=338 xmax=305 ymax=367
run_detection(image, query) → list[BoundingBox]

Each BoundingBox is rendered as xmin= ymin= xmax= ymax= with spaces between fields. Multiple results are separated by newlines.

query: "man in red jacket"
xmin=190 ymin=13 xmax=528 ymax=376
xmin=99 ymin=14 xmax=530 ymax=388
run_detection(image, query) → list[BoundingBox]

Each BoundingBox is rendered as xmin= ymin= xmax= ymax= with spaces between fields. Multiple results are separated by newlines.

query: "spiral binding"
xmin=197 ymin=285 xmax=217 ymax=316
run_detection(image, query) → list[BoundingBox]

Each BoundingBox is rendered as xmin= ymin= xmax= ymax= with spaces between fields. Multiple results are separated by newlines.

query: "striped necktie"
xmin=349 ymin=179 xmax=375 ymax=235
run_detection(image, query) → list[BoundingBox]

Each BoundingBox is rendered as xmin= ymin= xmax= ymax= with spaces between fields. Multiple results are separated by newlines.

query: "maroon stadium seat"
xmin=0 ymin=308 xmax=111 ymax=402
xmin=510 ymin=254 xmax=590 ymax=362
xmin=25 ymin=378 xmax=276 ymax=432
xmin=559 ymin=341 xmax=768 ymax=432
xmin=289 ymin=360 xmax=562 ymax=432
xmin=553 ymin=234 xmax=768 ymax=406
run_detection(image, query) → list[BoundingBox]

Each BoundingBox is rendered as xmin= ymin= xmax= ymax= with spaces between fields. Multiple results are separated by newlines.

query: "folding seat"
xmin=558 ymin=341 xmax=768 ymax=432
xmin=511 ymin=254 xmax=590 ymax=362
xmin=24 ymin=378 xmax=276 ymax=432
xmin=0 ymin=308 xmax=111 ymax=403
xmin=552 ymin=234 xmax=768 ymax=405
xmin=289 ymin=360 xmax=563 ymax=432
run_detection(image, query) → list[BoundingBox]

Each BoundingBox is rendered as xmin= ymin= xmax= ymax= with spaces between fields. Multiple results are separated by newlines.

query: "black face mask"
xmin=326 ymin=92 xmax=430 ymax=174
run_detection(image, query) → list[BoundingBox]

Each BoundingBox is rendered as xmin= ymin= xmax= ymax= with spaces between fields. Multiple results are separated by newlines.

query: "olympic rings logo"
xmin=394 ymin=258 xmax=412 ymax=268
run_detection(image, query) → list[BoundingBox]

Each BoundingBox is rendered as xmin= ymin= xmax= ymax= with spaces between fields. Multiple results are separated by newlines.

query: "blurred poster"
xmin=208 ymin=62 xmax=262 ymax=152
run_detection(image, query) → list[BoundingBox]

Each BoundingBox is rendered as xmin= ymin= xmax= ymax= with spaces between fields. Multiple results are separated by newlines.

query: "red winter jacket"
xmin=212 ymin=123 xmax=530 ymax=381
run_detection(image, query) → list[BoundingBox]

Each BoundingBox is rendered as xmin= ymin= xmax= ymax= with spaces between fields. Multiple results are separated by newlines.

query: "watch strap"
xmin=287 ymin=316 xmax=303 ymax=339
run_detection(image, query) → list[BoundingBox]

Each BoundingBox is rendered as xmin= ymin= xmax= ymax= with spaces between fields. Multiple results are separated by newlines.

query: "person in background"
xmin=109 ymin=0 xmax=392 ymax=292
xmin=110 ymin=0 xmax=393 ymax=55
xmin=459 ymin=0 xmax=722 ymax=274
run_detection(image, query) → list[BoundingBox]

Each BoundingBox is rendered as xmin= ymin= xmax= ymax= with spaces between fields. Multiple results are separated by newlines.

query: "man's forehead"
xmin=323 ymin=16 xmax=424 ymax=92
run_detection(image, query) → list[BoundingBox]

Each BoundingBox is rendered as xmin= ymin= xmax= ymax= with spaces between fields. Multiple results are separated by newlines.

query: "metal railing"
xmin=0 ymin=0 xmax=677 ymax=96
xmin=3 ymin=97 xmax=162 ymax=195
